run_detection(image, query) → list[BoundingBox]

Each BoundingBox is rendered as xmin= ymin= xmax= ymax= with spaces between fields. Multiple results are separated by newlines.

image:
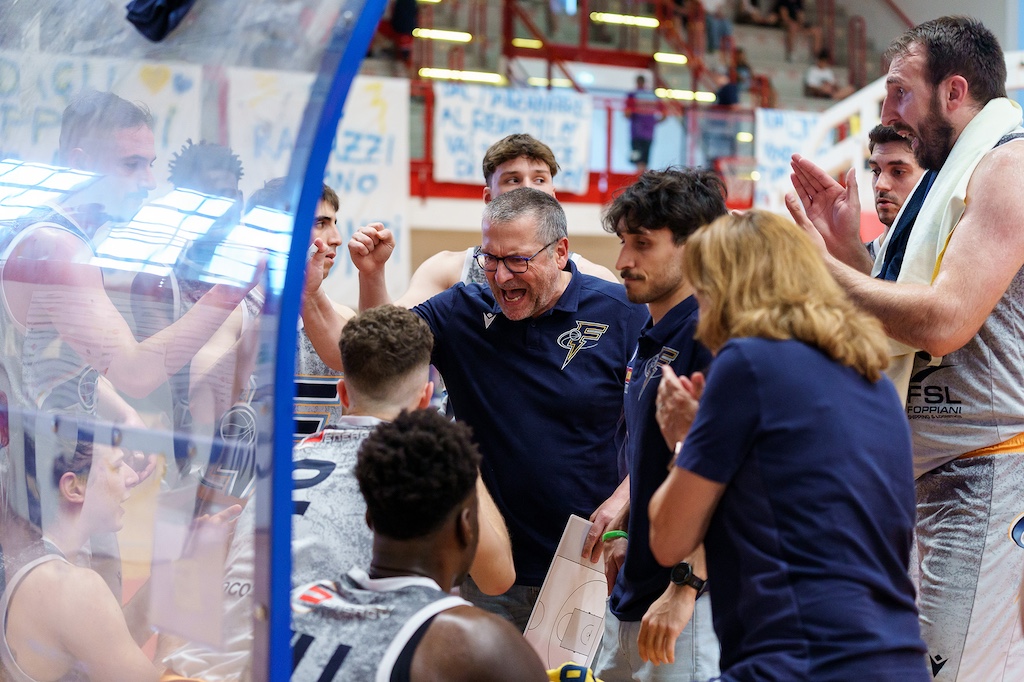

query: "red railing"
xmin=407 ymin=79 xmax=755 ymax=208
xmin=818 ymin=0 xmax=835 ymax=58
xmin=469 ymin=0 xmax=489 ymax=63
xmin=503 ymin=1 xmax=584 ymax=91
xmin=879 ymin=0 xmax=914 ymax=29
xmin=848 ymin=16 xmax=867 ymax=88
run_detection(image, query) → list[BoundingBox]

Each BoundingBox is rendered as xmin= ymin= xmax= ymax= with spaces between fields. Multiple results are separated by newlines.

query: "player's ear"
xmin=66 ymin=147 xmax=91 ymax=171
xmin=483 ymin=185 xmax=493 ymax=204
xmin=364 ymin=510 xmax=374 ymax=531
xmin=945 ymin=74 xmax=969 ymax=112
xmin=417 ymin=381 xmax=434 ymax=410
xmin=59 ymin=471 xmax=87 ymax=504
xmin=337 ymin=379 xmax=350 ymax=409
xmin=554 ymin=236 xmax=570 ymax=268
xmin=455 ymin=504 xmax=474 ymax=550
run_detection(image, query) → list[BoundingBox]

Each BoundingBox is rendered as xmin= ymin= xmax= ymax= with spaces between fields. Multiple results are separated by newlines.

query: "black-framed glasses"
xmin=474 ymin=239 xmax=559 ymax=274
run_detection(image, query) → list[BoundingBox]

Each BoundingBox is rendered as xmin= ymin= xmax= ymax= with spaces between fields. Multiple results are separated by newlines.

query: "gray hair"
xmin=482 ymin=187 xmax=567 ymax=245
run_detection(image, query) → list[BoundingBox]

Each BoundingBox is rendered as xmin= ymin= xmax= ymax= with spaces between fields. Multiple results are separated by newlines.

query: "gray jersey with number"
xmin=292 ymin=418 xmax=379 ymax=586
xmin=294 ymin=323 xmax=344 ymax=441
xmin=290 ymin=570 xmax=468 ymax=682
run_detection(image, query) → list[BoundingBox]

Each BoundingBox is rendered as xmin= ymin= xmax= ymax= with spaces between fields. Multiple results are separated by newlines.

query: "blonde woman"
xmin=649 ymin=211 xmax=929 ymax=680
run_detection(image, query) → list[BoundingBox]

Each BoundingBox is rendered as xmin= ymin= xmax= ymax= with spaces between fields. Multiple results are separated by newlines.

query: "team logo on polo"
xmin=558 ymin=321 xmax=609 ymax=369
xmin=638 ymin=347 xmax=679 ymax=397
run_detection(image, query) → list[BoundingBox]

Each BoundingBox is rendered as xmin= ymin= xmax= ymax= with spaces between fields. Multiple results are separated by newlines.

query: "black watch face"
xmin=671 ymin=562 xmax=692 ymax=585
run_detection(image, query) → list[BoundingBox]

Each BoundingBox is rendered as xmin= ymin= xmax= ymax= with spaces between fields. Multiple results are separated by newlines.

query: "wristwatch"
xmin=669 ymin=561 xmax=707 ymax=597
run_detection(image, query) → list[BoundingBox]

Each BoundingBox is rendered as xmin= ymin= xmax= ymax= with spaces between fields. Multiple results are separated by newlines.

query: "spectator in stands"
xmin=713 ymin=47 xmax=753 ymax=106
xmin=804 ymin=50 xmax=854 ymax=100
xmin=774 ymin=0 xmax=822 ymax=62
xmin=389 ymin=0 xmax=417 ymax=71
xmin=702 ymin=0 xmax=734 ymax=54
xmin=626 ymin=75 xmax=666 ymax=174
xmin=673 ymin=1 xmax=706 ymax=54
xmin=736 ymin=0 xmax=775 ymax=25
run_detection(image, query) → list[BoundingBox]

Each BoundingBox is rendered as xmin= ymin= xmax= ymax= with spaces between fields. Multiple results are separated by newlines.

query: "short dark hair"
xmin=867 ymin=124 xmax=913 ymax=153
xmin=246 ymin=178 xmax=338 ymax=213
xmin=603 ymin=167 xmax=728 ymax=244
xmin=59 ymin=90 xmax=153 ymax=164
xmin=321 ymin=183 xmax=340 ymax=212
xmin=483 ymin=186 xmax=567 ymax=245
xmin=52 ymin=438 xmax=94 ymax=488
xmin=167 ymin=139 xmax=244 ymax=193
xmin=884 ymin=16 xmax=1006 ymax=106
xmin=356 ymin=409 xmax=480 ymax=540
xmin=340 ymin=305 xmax=433 ymax=401
xmin=481 ymin=134 xmax=560 ymax=186
xmin=245 ymin=177 xmax=289 ymax=212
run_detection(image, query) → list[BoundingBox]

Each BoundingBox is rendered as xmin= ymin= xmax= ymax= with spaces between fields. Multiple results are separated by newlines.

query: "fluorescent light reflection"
xmin=655 ymin=88 xmax=717 ymax=102
xmin=654 ymin=52 xmax=688 ymax=65
xmin=590 ymin=12 xmax=659 ymax=28
xmin=412 ymin=28 xmax=472 ymax=43
xmin=419 ymin=67 xmax=503 ymax=84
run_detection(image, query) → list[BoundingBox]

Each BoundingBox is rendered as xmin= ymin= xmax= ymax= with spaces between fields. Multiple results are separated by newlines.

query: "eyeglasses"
xmin=474 ymin=239 xmax=559 ymax=274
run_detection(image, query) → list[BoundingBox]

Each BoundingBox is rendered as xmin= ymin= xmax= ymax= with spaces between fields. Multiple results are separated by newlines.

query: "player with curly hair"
xmin=290 ymin=408 xmax=547 ymax=681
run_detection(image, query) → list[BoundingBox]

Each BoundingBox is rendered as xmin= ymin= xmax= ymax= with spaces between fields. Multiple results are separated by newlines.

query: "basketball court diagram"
xmin=524 ymin=515 xmax=607 ymax=668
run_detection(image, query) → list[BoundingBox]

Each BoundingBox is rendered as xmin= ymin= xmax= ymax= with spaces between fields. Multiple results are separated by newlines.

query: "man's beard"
xmin=913 ymin=92 xmax=956 ymax=171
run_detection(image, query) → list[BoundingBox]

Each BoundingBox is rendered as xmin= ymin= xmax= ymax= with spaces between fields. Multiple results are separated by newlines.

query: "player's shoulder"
xmin=18 ymin=558 xmax=109 ymax=613
xmin=978 ymin=131 xmax=1024 ymax=174
xmin=424 ymin=248 xmax=472 ymax=270
xmin=577 ymin=272 xmax=643 ymax=313
xmin=417 ymin=605 xmax=547 ymax=681
xmin=414 ymin=249 xmax=473 ymax=284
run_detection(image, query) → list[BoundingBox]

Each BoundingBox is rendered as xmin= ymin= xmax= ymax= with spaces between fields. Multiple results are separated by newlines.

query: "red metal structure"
xmin=849 ymin=16 xmax=867 ymax=88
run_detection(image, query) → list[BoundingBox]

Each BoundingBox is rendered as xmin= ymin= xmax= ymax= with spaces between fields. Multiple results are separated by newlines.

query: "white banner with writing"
xmin=432 ymin=83 xmax=592 ymax=194
xmin=0 ymin=51 xmax=201 ymax=189
xmin=228 ymin=71 xmax=410 ymax=307
xmin=754 ymin=108 xmax=822 ymax=213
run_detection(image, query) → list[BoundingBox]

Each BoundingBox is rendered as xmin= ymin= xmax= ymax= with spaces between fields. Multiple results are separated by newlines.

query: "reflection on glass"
xmin=1 ymin=1 xmax=359 ymax=679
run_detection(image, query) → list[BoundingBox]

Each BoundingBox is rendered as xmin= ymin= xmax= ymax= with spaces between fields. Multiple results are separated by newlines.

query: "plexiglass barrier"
xmin=0 ymin=1 xmax=382 ymax=679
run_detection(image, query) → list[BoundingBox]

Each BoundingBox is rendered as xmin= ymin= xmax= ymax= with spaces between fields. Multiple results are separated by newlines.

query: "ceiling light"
xmin=412 ymin=28 xmax=472 ymax=43
xmin=527 ymin=77 xmax=574 ymax=88
xmin=736 ymin=131 xmax=754 ymax=142
xmin=419 ymin=67 xmax=504 ymax=84
xmin=654 ymin=52 xmax=688 ymax=65
xmin=512 ymin=38 xmax=543 ymax=49
xmin=590 ymin=12 xmax=659 ymax=28
xmin=655 ymin=88 xmax=717 ymax=103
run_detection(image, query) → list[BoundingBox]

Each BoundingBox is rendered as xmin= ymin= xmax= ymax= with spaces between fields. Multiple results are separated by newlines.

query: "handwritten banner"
xmin=432 ymin=83 xmax=592 ymax=194
xmin=754 ymin=108 xmax=821 ymax=213
xmin=228 ymin=71 xmax=410 ymax=307
xmin=0 ymin=51 xmax=201 ymax=189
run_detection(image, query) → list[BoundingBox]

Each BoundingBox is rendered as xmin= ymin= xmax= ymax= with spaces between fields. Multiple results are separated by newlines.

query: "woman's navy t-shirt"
xmin=675 ymin=337 xmax=928 ymax=681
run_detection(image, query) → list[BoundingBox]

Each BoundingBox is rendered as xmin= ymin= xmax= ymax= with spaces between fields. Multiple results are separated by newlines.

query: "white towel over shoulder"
xmin=872 ymin=97 xmax=1023 ymax=402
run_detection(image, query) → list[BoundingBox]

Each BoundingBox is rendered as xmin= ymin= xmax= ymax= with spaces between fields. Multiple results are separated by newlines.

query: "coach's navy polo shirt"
xmin=677 ymin=338 xmax=927 ymax=679
xmin=413 ymin=262 xmax=648 ymax=585
xmin=608 ymin=295 xmax=712 ymax=622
